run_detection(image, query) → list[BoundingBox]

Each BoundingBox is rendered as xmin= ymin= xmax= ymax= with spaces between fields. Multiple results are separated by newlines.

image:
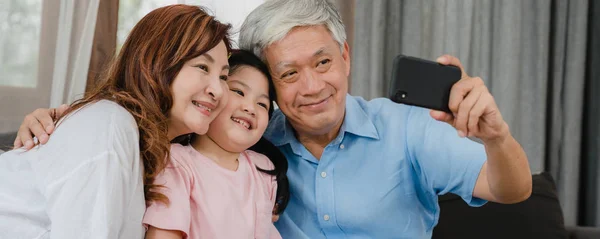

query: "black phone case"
xmin=389 ymin=55 xmax=461 ymax=113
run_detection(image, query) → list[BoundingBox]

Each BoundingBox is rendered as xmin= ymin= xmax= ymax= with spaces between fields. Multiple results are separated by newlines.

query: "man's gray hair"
xmin=239 ymin=0 xmax=346 ymax=60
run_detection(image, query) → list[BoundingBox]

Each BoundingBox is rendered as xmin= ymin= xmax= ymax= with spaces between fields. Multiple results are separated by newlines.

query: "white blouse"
xmin=0 ymin=100 xmax=145 ymax=239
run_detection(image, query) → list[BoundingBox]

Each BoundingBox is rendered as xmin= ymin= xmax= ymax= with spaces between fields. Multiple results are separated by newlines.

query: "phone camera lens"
xmin=395 ymin=90 xmax=407 ymax=100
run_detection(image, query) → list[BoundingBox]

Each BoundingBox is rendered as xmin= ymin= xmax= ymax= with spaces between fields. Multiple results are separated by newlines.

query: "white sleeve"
xmin=29 ymin=101 xmax=145 ymax=239
xmin=46 ymin=151 xmax=134 ymax=239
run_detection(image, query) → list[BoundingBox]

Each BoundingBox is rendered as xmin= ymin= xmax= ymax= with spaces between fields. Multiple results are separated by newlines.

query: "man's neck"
xmin=192 ymin=135 xmax=240 ymax=171
xmin=295 ymin=118 xmax=344 ymax=160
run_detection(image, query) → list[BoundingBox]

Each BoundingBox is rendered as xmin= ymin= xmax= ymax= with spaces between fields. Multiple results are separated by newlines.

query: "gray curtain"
xmin=546 ymin=0 xmax=589 ymax=227
xmin=350 ymin=0 xmax=594 ymax=226
xmin=582 ymin=0 xmax=600 ymax=226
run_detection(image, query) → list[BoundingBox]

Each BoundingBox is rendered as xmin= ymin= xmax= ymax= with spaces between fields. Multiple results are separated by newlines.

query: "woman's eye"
xmin=197 ymin=65 xmax=208 ymax=72
xmin=231 ymin=89 xmax=244 ymax=96
xmin=220 ymin=75 xmax=228 ymax=81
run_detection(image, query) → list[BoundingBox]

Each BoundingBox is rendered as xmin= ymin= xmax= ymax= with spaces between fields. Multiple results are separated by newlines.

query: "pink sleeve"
xmin=269 ymin=177 xmax=282 ymax=239
xmin=265 ymin=162 xmax=281 ymax=239
xmin=246 ymin=151 xmax=282 ymax=239
xmin=142 ymin=157 xmax=193 ymax=238
xmin=269 ymin=166 xmax=280 ymax=239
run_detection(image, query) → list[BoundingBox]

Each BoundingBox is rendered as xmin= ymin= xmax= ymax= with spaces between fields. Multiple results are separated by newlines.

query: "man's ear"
xmin=341 ymin=41 xmax=351 ymax=77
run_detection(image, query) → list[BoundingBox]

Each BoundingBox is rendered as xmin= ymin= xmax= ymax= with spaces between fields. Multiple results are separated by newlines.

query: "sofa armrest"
xmin=567 ymin=226 xmax=600 ymax=239
xmin=0 ymin=131 xmax=17 ymax=151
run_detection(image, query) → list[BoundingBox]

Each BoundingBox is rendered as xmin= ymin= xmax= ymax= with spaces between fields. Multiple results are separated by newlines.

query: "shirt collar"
xmin=341 ymin=94 xmax=379 ymax=140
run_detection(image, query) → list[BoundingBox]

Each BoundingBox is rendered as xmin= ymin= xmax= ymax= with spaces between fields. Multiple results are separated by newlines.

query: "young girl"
xmin=143 ymin=50 xmax=290 ymax=239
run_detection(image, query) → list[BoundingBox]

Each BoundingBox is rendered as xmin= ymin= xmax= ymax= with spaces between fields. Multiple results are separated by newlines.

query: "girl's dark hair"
xmin=172 ymin=50 xmax=290 ymax=214
xmin=228 ymin=49 xmax=276 ymax=118
xmin=229 ymin=50 xmax=289 ymax=215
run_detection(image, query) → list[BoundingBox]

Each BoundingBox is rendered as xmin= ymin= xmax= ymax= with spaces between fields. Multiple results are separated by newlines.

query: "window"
xmin=117 ymin=0 xmax=264 ymax=48
xmin=0 ymin=0 xmax=42 ymax=88
xmin=117 ymin=0 xmax=179 ymax=49
xmin=0 ymin=0 xmax=51 ymax=133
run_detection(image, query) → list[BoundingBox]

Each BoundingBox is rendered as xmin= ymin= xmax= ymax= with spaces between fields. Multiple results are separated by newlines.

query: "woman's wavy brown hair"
xmin=55 ymin=4 xmax=232 ymax=205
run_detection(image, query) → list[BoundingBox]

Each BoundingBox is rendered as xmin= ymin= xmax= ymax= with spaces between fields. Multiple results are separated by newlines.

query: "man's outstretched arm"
xmin=430 ymin=55 xmax=532 ymax=204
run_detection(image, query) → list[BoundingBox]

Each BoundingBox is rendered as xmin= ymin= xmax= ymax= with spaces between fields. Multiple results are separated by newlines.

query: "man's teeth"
xmin=193 ymin=101 xmax=211 ymax=112
xmin=231 ymin=117 xmax=250 ymax=129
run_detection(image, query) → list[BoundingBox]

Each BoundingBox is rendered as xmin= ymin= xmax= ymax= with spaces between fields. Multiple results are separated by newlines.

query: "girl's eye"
xmin=258 ymin=102 xmax=268 ymax=109
xmin=231 ymin=89 xmax=244 ymax=96
xmin=220 ymin=75 xmax=228 ymax=81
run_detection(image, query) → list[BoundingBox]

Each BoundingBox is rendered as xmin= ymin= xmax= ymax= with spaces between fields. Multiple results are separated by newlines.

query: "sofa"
xmin=0 ymin=131 xmax=16 ymax=152
xmin=433 ymin=172 xmax=600 ymax=239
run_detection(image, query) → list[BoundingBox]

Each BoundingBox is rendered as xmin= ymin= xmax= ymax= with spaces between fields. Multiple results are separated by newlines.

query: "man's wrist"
xmin=482 ymin=122 xmax=511 ymax=148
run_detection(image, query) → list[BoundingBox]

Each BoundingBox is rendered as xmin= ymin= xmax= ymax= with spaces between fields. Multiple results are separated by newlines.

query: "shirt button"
xmin=321 ymin=171 xmax=327 ymax=178
xmin=324 ymin=214 xmax=330 ymax=221
xmin=339 ymin=144 xmax=345 ymax=149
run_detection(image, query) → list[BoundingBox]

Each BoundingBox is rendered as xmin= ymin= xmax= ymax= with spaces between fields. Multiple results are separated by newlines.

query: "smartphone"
xmin=388 ymin=55 xmax=462 ymax=113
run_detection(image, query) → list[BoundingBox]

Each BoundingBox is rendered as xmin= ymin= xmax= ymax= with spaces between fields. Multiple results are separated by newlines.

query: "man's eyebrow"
xmin=313 ymin=47 xmax=326 ymax=57
xmin=273 ymin=47 xmax=328 ymax=72
xmin=274 ymin=61 xmax=293 ymax=72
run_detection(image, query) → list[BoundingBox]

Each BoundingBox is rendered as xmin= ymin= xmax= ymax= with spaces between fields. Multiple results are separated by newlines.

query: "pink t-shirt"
xmin=142 ymin=144 xmax=281 ymax=239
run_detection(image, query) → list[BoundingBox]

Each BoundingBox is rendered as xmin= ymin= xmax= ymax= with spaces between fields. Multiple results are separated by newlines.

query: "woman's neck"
xmin=167 ymin=123 xmax=181 ymax=141
xmin=191 ymin=135 xmax=241 ymax=171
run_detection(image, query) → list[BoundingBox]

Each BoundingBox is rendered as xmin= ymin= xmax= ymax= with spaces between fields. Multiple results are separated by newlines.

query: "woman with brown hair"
xmin=0 ymin=5 xmax=232 ymax=239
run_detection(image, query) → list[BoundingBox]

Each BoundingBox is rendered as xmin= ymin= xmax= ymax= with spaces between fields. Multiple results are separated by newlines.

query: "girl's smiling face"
xmin=205 ymin=66 xmax=271 ymax=152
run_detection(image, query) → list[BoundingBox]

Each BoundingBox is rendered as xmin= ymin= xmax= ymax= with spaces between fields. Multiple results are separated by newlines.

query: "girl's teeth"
xmin=232 ymin=118 xmax=250 ymax=129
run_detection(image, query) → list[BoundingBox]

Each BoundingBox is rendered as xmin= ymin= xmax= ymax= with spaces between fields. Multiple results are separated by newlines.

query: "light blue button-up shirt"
xmin=265 ymin=95 xmax=487 ymax=239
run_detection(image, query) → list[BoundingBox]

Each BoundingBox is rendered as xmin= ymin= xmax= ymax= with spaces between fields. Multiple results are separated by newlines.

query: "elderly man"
xmin=238 ymin=0 xmax=531 ymax=238
xmin=14 ymin=0 xmax=532 ymax=238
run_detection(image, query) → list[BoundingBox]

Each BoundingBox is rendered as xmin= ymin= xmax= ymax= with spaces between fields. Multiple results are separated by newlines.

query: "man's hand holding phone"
xmin=429 ymin=55 xmax=509 ymax=144
xmin=390 ymin=54 xmax=510 ymax=144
